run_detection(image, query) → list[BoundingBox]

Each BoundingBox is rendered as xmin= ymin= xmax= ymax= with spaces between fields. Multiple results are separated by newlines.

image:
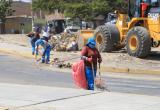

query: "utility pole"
xmin=31 ymin=0 xmax=34 ymax=31
xmin=0 ymin=19 xmax=2 ymax=34
xmin=40 ymin=9 xmax=42 ymax=19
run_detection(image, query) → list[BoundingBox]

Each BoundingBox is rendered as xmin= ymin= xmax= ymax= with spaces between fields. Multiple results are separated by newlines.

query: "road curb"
xmin=0 ymin=48 xmax=160 ymax=75
xmin=101 ymin=66 xmax=160 ymax=75
xmin=128 ymin=69 xmax=160 ymax=75
xmin=0 ymin=48 xmax=33 ymax=59
xmin=0 ymin=107 xmax=8 ymax=110
xmin=101 ymin=67 xmax=129 ymax=73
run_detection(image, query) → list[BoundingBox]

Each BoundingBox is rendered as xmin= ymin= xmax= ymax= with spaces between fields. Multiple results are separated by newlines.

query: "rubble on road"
xmin=50 ymin=58 xmax=72 ymax=69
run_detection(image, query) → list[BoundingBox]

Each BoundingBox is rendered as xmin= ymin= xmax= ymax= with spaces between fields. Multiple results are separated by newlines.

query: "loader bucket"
xmin=77 ymin=30 xmax=95 ymax=50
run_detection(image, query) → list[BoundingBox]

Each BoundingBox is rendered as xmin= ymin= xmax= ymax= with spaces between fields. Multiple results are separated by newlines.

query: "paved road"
xmin=0 ymin=53 xmax=160 ymax=96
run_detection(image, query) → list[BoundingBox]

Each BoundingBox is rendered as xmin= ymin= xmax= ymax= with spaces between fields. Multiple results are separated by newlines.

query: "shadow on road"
xmin=147 ymin=51 xmax=160 ymax=61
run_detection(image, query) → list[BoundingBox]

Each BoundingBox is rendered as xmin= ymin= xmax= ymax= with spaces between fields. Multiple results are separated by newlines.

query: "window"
xmin=151 ymin=0 xmax=159 ymax=6
xmin=151 ymin=0 xmax=158 ymax=3
xmin=129 ymin=0 xmax=136 ymax=17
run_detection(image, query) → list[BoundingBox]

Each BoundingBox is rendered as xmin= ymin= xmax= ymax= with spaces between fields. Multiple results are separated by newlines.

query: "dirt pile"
xmin=49 ymin=33 xmax=78 ymax=51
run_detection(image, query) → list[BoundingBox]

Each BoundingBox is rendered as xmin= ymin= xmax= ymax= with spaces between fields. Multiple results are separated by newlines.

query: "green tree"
xmin=64 ymin=2 xmax=91 ymax=21
xmin=63 ymin=0 xmax=110 ymax=21
xmin=0 ymin=0 xmax=13 ymax=34
xmin=32 ymin=0 xmax=128 ymax=21
xmin=32 ymin=0 xmax=64 ymax=13
xmin=91 ymin=0 xmax=110 ymax=15
xmin=108 ymin=0 xmax=128 ymax=13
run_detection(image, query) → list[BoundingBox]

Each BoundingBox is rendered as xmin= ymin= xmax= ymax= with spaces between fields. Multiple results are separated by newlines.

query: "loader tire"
xmin=126 ymin=26 xmax=151 ymax=58
xmin=94 ymin=24 xmax=120 ymax=52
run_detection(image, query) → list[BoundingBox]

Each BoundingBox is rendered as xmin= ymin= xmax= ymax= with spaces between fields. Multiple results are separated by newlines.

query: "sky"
xmin=13 ymin=0 xmax=31 ymax=2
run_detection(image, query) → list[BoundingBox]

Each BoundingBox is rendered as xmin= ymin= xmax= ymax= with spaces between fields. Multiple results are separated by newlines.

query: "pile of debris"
xmin=49 ymin=33 xmax=78 ymax=51
xmin=50 ymin=58 xmax=72 ymax=68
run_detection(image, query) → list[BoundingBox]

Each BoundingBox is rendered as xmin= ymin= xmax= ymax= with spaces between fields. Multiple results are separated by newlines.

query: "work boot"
xmin=45 ymin=59 xmax=50 ymax=64
xmin=41 ymin=57 xmax=45 ymax=63
xmin=41 ymin=59 xmax=45 ymax=63
xmin=32 ymin=52 xmax=34 ymax=55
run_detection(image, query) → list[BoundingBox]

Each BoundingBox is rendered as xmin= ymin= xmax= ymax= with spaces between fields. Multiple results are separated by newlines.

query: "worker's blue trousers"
xmin=30 ymin=37 xmax=39 ymax=55
xmin=35 ymin=39 xmax=51 ymax=64
xmin=41 ymin=45 xmax=51 ymax=63
xmin=85 ymin=66 xmax=97 ymax=90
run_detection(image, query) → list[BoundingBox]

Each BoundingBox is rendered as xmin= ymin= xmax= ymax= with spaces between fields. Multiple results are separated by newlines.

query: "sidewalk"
xmin=0 ymin=83 xmax=160 ymax=110
xmin=0 ymin=42 xmax=160 ymax=75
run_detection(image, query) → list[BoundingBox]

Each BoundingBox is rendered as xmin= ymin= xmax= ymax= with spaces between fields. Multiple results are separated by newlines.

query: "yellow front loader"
xmin=79 ymin=0 xmax=160 ymax=58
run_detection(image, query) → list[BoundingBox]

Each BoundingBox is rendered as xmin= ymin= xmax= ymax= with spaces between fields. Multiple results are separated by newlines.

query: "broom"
xmin=92 ymin=62 xmax=110 ymax=91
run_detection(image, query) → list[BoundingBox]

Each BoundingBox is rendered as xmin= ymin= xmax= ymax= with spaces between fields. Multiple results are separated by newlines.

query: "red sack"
xmin=72 ymin=60 xmax=87 ymax=89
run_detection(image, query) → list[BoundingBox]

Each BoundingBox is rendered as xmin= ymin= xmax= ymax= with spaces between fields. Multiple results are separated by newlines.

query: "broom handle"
xmin=91 ymin=62 xmax=96 ymax=90
xmin=97 ymin=43 xmax=102 ymax=80
xmin=98 ymin=63 xmax=102 ymax=80
xmin=91 ymin=62 xmax=95 ymax=79
xmin=91 ymin=57 xmax=95 ymax=87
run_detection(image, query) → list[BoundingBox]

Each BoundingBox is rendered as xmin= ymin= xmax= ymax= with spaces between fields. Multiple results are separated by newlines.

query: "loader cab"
xmin=148 ymin=0 xmax=160 ymax=13
xmin=128 ymin=0 xmax=142 ymax=18
xmin=128 ymin=0 xmax=150 ymax=17
xmin=149 ymin=0 xmax=160 ymax=7
xmin=128 ymin=0 xmax=160 ymax=18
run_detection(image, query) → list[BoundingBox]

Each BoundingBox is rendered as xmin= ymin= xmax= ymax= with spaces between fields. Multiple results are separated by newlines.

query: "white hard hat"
xmin=64 ymin=28 xmax=71 ymax=33
xmin=42 ymin=32 xmax=49 ymax=38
